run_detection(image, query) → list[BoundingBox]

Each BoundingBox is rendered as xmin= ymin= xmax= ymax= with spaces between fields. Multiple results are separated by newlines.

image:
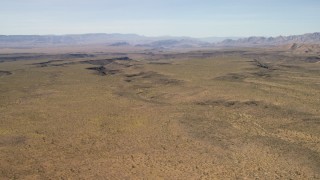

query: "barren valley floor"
xmin=0 ymin=49 xmax=319 ymax=179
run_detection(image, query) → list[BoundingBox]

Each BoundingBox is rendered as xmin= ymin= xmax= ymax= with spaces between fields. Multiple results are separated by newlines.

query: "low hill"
xmin=285 ymin=43 xmax=320 ymax=55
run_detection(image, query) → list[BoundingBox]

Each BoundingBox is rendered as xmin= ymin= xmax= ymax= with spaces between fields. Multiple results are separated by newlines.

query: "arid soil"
xmin=0 ymin=49 xmax=319 ymax=179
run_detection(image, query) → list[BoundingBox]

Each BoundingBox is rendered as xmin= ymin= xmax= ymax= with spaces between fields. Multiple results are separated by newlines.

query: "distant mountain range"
xmin=0 ymin=32 xmax=319 ymax=49
xmin=135 ymin=39 xmax=212 ymax=49
xmin=218 ymin=32 xmax=320 ymax=47
xmin=0 ymin=33 xmax=149 ymax=47
xmin=0 ymin=33 xmax=239 ymax=49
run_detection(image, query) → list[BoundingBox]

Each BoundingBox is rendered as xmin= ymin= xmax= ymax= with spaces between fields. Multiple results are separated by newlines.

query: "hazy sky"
xmin=1 ymin=0 xmax=319 ymax=37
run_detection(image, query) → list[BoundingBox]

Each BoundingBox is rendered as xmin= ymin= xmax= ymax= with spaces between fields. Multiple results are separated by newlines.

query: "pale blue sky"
xmin=1 ymin=0 xmax=319 ymax=37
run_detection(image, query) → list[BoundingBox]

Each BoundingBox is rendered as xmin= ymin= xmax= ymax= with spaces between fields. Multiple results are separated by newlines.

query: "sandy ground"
xmin=0 ymin=50 xmax=319 ymax=179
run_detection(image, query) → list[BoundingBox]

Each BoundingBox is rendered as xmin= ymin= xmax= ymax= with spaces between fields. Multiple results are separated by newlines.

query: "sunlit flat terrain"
xmin=0 ymin=49 xmax=319 ymax=179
